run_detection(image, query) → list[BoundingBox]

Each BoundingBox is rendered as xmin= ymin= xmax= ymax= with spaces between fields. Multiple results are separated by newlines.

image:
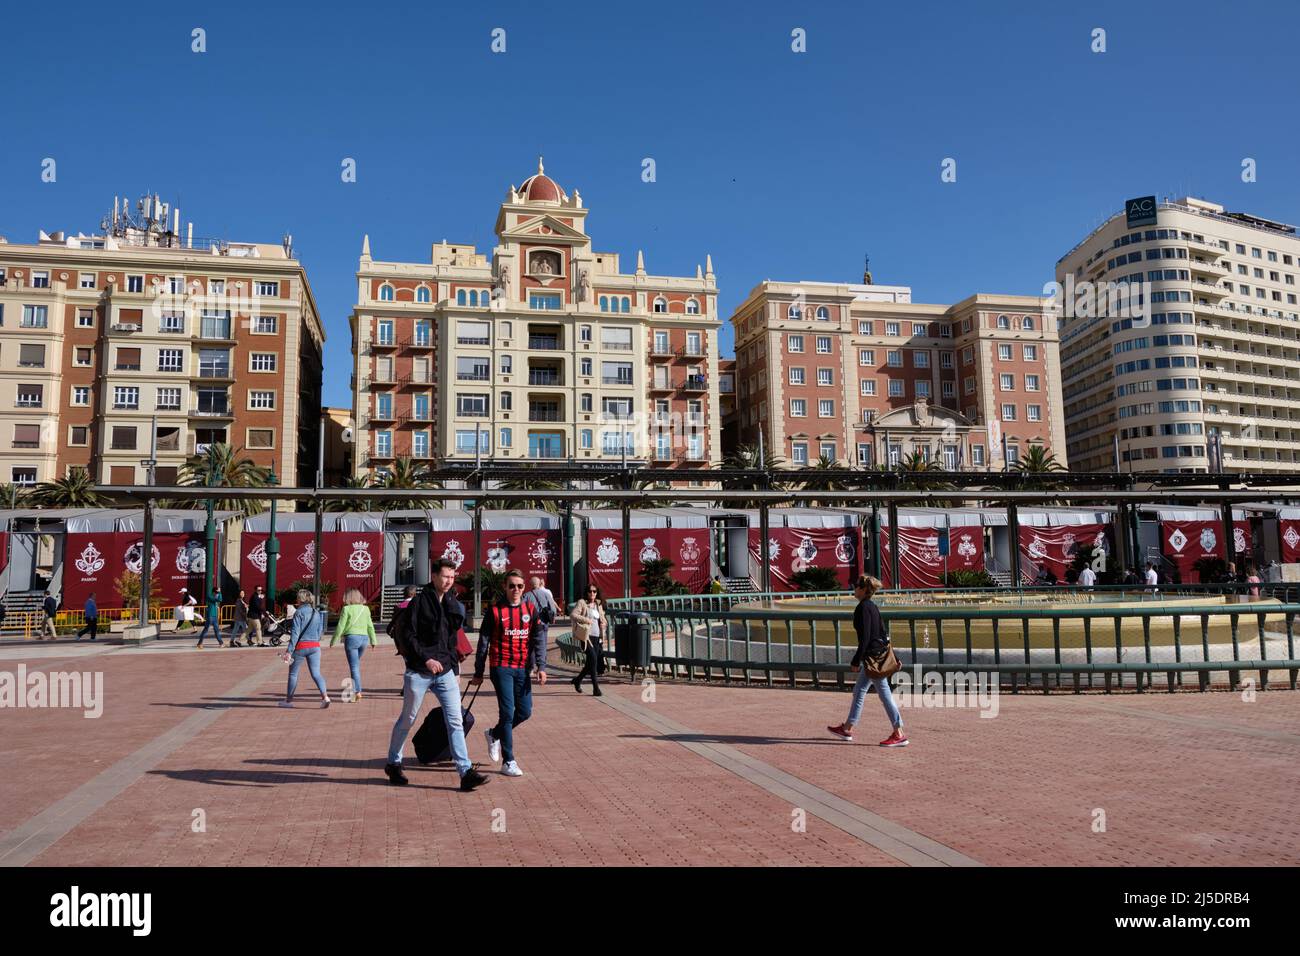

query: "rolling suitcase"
xmin=413 ymin=681 xmax=480 ymax=765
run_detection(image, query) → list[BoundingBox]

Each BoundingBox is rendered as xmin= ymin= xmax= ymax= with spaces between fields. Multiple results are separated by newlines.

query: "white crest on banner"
xmin=957 ymin=533 xmax=977 ymax=558
xmin=679 ymin=536 xmax=701 ymax=563
xmin=248 ymin=540 xmax=268 ymax=573
xmin=487 ymin=546 xmax=510 ymax=572
xmin=441 ymin=539 xmax=465 ymax=569
xmin=1027 ymin=536 xmax=1047 ymax=560
xmin=767 ymin=537 xmax=781 ymax=561
xmin=75 ymin=542 xmax=105 ymax=575
xmin=1168 ymin=528 xmax=1188 ymax=553
xmin=1062 ymin=532 xmax=1076 ymax=553
xmin=298 ymin=541 xmax=321 ymax=571
xmin=528 ymin=538 xmax=551 ymax=567
xmin=1233 ymin=526 xmax=1247 ymax=554
xmin=1284 ymin=526 xmax=1300 ymax=550
xmin=348 ymin=540 xmax=373 ymax=572
xmin=639 ymin=537 xmax=661 ymax=563
xmin=176 ymin=541 xmax=206 ymax=575
xmin=596 ymin=537 xmax=620 ymax=567
xmin=124 ymin=541 xmax=161 ymax=574
xmin=1199 ymin=527 xmax=1217 ymax=553
xmin=834 ymin=535 xmax=856 ymax=563
xmin=1093 ymin=530 xmax=1109 ymax=552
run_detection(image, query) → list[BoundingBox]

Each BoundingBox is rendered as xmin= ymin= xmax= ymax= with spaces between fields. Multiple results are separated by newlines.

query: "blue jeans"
xmin=488 ymin=666 xmax=532 ymax=763
xmin=196 ymin=619 xmax=222 ymax=645
xmin=846 ymin=668 xmax=902 ymax=730
xmin=387 ymin=669 xmax=471 ymax=776
xmin=287 ymin=648 xmax=326 ymax=699
xmin=343 ymin=635 xmax=369 ymax=694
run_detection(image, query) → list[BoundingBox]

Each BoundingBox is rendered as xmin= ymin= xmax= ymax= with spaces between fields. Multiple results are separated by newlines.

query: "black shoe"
xmin=593 ymin=687 xmax=603 ymax=697
xmin=384 ymin=763 xmax=409 ymax=786
xmin=459 ymin=767 xmax=489 ymax=792
xmin=572 ymin=677 xmax=583 ymax=693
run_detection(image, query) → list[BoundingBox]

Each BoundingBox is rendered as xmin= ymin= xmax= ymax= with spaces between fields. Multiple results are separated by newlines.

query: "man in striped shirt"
xmin=471 ymin=568 xmax=547 ymax=777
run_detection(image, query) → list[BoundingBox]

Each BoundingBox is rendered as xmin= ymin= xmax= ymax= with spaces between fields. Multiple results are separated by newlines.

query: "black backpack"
xmin=389 ymin=602 xmax=416 ymax=659
xmin=530 ymin=590 xmax=555 ymax=626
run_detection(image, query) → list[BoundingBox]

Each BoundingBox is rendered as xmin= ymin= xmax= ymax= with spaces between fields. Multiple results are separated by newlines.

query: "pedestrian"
xmin=1144 ymin=562 xmax=1159 ymax=591
xmin=229 ymin=590 xmax=250 ymax=647
xmin=177 ymin=588 xmax=197 ymax=630
xmin=194 ymin=594 xmax=224 ymax=648
xmin=709 ymin=575 xmax=725 ymax=595
xmin=396 ymin=585 xmax=416 ymax=610
xmin=569 ymin=584 xmax=605 ymax=696
xmin=827 ymin=575 xmax=908 ymax=748
xmin=42 ymin=590 xmax=59 ymax=640
xmin=77 ymin=592 xmax=99 ymax=642
xmin=247 ymin=586 xmax=267 ymax=647
xmin=279 ymin=590 xmax=329 ymax=708
xmin=383 ymin=560 xmax=488 ymax=791
xmin=523 ymin=574 xmax=558 ymax=657
xmin=1078 ymin=564 xmax=1097 ymax=590
xmin=1245 ymin=563 xmax=1261 ymax=600
xmin=472 ymin=568 xmax=548 ymax=778
xmin=332 ymin=588 xmax=377 ymax=700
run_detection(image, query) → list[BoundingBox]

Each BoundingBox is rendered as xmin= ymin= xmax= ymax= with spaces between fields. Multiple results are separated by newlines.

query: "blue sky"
xmin=4 ymin=0 xmax=1299 ymax=408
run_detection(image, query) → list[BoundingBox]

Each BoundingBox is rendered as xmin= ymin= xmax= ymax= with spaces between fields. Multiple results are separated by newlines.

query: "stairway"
xmin=379 ymin=585 xmax=408 ymax=625
xmin=988 ymin=570 xmax=1013 ymax=588
xmin=3 ymin=591 xmax=48 ymax=629
xmin=724 ymin=576 xmax=759 ymax=595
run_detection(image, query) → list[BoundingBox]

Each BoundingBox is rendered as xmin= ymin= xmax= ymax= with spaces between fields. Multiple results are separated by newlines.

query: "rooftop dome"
xmin=517 ymin=157 xmax=564 ymax=202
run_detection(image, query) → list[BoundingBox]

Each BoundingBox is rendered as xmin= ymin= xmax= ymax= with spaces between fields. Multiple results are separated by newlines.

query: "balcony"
xmin=371 ymin=370 xmax=397 ymax=385
xmin=1188 ymin=259 xmax=1229 ymax=276
xmin=650 ymin=344 xmax=675 ymax=359
xmin=370 ymin=407 xmax=397 ymax=423
xmin=371 ymin=337 xmax=399 ymax=350
xmin=457 ymin=335 xmax=489 ymax=346
xmin=457 ymin=371 xmax=491 ymax=382
xmin=528 ymin=449 xmax=566 ymax=460
xmin=602 ymin=376 xmax=634 ymax=386
xmin=528 ymin=370 xmax=562 ymax=386
xmin=398 ymin=375 xmax=435 ymax=389
xmin=601 ymin=341 xmax=634 ymax=351
xmin=649 ymin=378 xmax=673 ymax=393
xmin=406 ymin=335 xmax=435 ymax=350
xmin=529 ymin=336 xmax=562 ymax=350
xmin=681 ymin=375 xmax=708 ymax=391
xmin=528 ymin=408 xmax=564 ymax=422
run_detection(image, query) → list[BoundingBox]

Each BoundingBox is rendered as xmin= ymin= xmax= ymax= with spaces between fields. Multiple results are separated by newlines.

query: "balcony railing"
xmin=457 ymin=337 xmax=490 ymax=345
xmin=601 ymin=341 xmax=634 ymax=351
xmin=456 ymin=408 xmax=490 ymax=418
xmin=529 ymin=336 xmax=561 ymax=350
xmin=528 ymin=449 xmax=566 ymax=459
xmin=190 ymin=407 xmax=233 ymax=418
xmin=371 ymin=337 xmax=398 ymax=349
xmin=528 ymin=372 xmax=561 ymax=386
xmin=457 ymin=371 xmax=491 ymax=381
xmin=682 ymin=375 xmax=708 ymax=390
xmin=602 ymin=376 xmax=634 ymax=386
xmin=529 ymin=409 xmax=563 ymax=422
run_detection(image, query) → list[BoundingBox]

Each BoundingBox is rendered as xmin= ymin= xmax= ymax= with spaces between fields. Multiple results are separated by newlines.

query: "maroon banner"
xmin=240 ymin=532 xmax=322 ymax=604
xmin=0 ymin=531 xmax=7 ymax=572
xmin=482 ymin=529 xmax=561 ymax=596
xmin=747 ymin=526 xmax=859 ymax=593
xmin=332 ymin=532 xmax=383 ymax=610
xmin=879 ymin=526 xmax=984 ymax=589
xmin=66 ymin=531 xmax=211 ymax=610
xmin=1160 ymin=520 xmax=1252 ymax=580
xmin=666 ymin=528 xmax=711 ymax=594
xmin=1018 ymin=524 xmax=1110 ymax=582
xmin=1282 ymin=519 xmax=1300 ymax=564
xmin=585 ymin=528 xmax=709 ymax=598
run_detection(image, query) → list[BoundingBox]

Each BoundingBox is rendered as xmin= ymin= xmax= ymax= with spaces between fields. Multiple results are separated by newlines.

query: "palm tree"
xmin=800 ymin=456 xmax=849 ymax=506
xmin=323 ymin=474 xmax=375 ymax=512
xmin=893 ymin=451 xmax=955 ymax=500
xmin=27 ymin=467 xmax=107 ymax=508
xmin=177 ymin=443 xmax=273 ymax=515
xmin=373 ymin=458 xmax=440 ymax=510
xmin=486 ymin=476 xmax=564 ymax=513
xmin=0 ymin=482 xmax=27 ymax=510
xmin=1010 ymin=444 xmax=1068 ymax=496
xmin=718 ymin=443 xmax=787 ymax=508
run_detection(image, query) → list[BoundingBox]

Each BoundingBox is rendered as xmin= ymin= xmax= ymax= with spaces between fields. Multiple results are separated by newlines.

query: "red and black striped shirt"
xmin=474 ymin=601 xmax=544 ymax=674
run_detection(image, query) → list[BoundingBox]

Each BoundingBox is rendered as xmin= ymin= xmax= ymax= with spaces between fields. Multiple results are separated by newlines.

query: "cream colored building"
xmin=0 ymin=196 xmax=324 ymax=488
xmin=350 ymin=161 xmax=722 ymax=477
xmin=730 ymin=273 xmax=1065 ymax=470
xmin=1057 ymin=196 xmax=1300 ymax=475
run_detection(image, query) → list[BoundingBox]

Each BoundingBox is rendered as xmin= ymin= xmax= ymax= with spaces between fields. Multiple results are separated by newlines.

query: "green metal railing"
xmin=562 ymin=591 xmax=1300 ymax=694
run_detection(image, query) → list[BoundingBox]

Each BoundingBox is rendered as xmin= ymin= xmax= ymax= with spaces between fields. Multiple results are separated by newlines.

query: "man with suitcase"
xmin=384 ymin=559 xmax=488 ymax=791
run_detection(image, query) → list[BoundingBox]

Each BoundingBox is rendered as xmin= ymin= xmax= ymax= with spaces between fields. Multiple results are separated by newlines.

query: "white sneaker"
xmin=502 ymin=760 xmax=523 ymax=777
xmin=320 ymin=696 xmax=331 ymax=709
xmin=486 ymin=729 xmax=502 ymax=763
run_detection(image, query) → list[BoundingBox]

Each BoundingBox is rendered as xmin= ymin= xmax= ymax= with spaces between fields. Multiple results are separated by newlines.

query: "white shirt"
xmin=1079 ymin=567 xmax=1096 ymax=587
xmin=1145 ymin=568 xmax=1159 ymax=586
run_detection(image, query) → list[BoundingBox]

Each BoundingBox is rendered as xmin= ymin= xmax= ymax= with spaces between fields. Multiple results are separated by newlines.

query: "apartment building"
xmin=729 ymin=271 xmax=1064 ymax=470
xmin=1057 ymin=196 xmax=1300 ymax=475
xmin=350 ymin=161 xmax=721 ymax=476
xmin=0 ymin=196 xmax=324 ymax=488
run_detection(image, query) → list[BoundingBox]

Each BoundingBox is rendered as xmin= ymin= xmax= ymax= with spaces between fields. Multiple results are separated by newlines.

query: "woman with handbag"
xmin=278 ymin=590 xmax=330 ymax=709
xmin=827 ymin=575 xmax=908 ymax=747
xmin=569 ymin=585 xmax=605 ymax=696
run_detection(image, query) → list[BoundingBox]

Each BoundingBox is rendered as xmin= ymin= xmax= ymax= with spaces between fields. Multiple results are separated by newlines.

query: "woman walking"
xmin=279 ymin=590 xmax=329 ymax=709
xmin=827 ymin=575 xmax=908 ymax=747
xmin=332 ymin=589 xmax=377 ymax=700
xmin=570 ymin=585 xmax=605 ymax=696
xmin=229 ymin=590 xmax=250 ymax=647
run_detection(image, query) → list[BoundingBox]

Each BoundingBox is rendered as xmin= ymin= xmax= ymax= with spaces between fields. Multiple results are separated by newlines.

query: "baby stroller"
xmin=262 ymin=613 xmax=291 ymax=647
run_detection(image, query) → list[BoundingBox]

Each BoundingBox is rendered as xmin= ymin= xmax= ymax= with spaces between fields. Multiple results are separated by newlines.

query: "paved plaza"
xmin=0 ymin=633 xmax=1297 ymax=867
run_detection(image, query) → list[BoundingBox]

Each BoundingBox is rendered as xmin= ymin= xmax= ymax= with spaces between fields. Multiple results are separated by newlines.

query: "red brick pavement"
xmin=1 ymin=640 xmax=1296 ymax=866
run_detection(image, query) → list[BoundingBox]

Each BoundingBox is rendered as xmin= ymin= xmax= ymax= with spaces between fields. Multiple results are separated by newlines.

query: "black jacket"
xmin=850 ymin=598 xmax=888 ymax=667
xmin=404 ymin=585 xmax=466 ymax=676
xmin=249 ymin=593 xmax=265 ymax=617
xmin=43 ymin=596 xmax=58 ymax=617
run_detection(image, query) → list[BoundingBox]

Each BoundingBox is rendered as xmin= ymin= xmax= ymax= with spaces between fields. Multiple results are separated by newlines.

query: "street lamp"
xmin=204 ymin=457 xmax=218 ymax=621
xmin=266 ymin=467 xmax=280 ymax=613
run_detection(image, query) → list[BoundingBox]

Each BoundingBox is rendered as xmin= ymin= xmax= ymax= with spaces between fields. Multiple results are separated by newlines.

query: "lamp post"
xmin=204 ymin=458 xmax=218 ymax=621
xmin=266 ymin=468 xmax=280 ymax=613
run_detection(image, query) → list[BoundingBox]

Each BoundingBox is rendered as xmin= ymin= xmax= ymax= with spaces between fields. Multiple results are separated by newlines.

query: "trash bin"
xmin=613 ymin=612 xmax=651 ymax=669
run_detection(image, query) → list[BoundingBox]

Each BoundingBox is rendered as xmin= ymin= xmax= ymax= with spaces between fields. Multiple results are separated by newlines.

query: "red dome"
xmin=519 ymin=172 xmax=563 ymax=202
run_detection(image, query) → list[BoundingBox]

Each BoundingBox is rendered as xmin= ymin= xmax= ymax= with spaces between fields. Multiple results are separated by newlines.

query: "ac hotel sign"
xmin=1125 ymin=195 xmax=1158 ymax=228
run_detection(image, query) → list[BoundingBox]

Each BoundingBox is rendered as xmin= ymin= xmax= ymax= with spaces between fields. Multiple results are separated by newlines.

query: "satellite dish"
xmin=342 ymin=427 xmax=354 ymax=444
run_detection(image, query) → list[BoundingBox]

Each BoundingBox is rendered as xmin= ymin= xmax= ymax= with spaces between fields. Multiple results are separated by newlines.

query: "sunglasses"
xmin=506 ymin=583 xmax=525 ymax=589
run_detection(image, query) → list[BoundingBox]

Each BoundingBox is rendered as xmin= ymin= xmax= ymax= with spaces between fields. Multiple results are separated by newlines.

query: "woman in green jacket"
xmin=332 ymin=589 xmax=377 ymax=701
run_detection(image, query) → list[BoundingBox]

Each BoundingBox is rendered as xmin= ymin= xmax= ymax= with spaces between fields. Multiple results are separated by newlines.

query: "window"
xmin=414 ymin=394 xmax=432 ymax=418
xmin=77 ymin=308 xmax=95 ymax=328
xmin=786 ymin=303 xmax=802 ymax=320
xmin=816 ymin=336 xmax=832 ymax=354
xmin=500 ymin=355 xmax=512 ymax=375
xmin=602 ymin=397 xmax=633 ymax=420
xmin=375 ymin=431 xmax=392 ymax=457
xmin=972 ymin=445 xmax=985 ymax=466
xmin=817 ymin=368 xmax=833 ymax=387
xmin=1025 ymin=374 xmax=1040 ymax=392
xmin=581 ymin=430 xmax=593 ymax=450
xmin=651 ymin=297 xmax=669 ymax=314
xmin=208 ymin=279 xmax=226 ymax=295
xmin=1000 ymin=373 xmax=1014 ymax=390
xmin=789 ymin=367 xmax=805 ymax=385
xmin=375 ymin=319 xmax=396 ymax=346
xmin=1006 ymin=444 xmax=1020 ymax=465
xmin=74 ymin=347 xmax=92 ymax=366
xmin=498 ymin=428 xmax=512 ymax=449
xmin=580 ymin=357 xmax=592 ymax=376
xmin=158 ymin=348 xmax=183 ymax=372
xmin=113 ymin=347 xmax=141 ymax=371
xmin=885 ymin=322 xmax=900 ymax=336
xmin=457 ymin=321 xmax=489 ymax=345
xmin=198 ymin=349 xmax=230 ymax=377
xmin=528 ymin=292 xmax=562 ymax=310
xmin=998 ymin=343 xmax=1012 ymax=361
xmin=686 ymin=299 xmax=700 ymax=315
xmin=997 ymin=315 xmax=1010 ymax=329
xmin=69 ymin=426 xmax=88 ymax=446
xmin=1027 ymin=405 xmax=1042 ymax=422
xmin=157 ymin=387 xmax=181 ymax=410
xmin=942 ymin=381 xmax=955 ymax=398
xmin=79 ymin=273 xmax=96 ymax=289
xmin=195 ymin=388 xmax=228 ymax=415
xmin=458 ymin=430 xmax=489 ymax=455
xmin=963 ymin=376 xmax=975 ymax=395
xmin=912 ymin=323 xmax=926 ymax=336
xmin=1022 ymin=316 xmax=1034 ymax=330
xmin=686 ymin=332 xmax=702 ymax=355
xmin=819 ymin=442 xmax=836 ymax=461
xmin=1001 ymin=403 xmax=1017 ymax=421
xmin=816 ymin=306 xmax=830 ymax=321
xmin=160 ymin=312 xmax=184 ymax=334
xmin=255 ymin=281 xmax=279 ymax=297
xmin=22 ymin=305 xmax=48 ymax=328
xmin=888 ymin=380 xmax=905 ymax=397
xmin=200 ymin=309 xmax=232 ymax=339
xmin=858 ymin=321 xmax=872 ymax=335
xmin=913 ymin=350 xmax=929 ymax=368
xmin=254 ymin=315 xmax=278 ymax=334
xmin=790 ymin=399 xmax=806 ymax=417
xmin=579 ymin=325 xmax=592 ymax=343
xmin=580 ymin=393 xmax=593 ymax=413
xmin=247 ymin=429 xmax=275 ymax=449
xmin=111 ymin=426 xmax=137 ymax=450
xmin=887 ymin=350 xmax=903 ymax=367
xmin=379 ymin=285 xmax=395 ymax=301
xmin=12 ymin=468 xmax=37 ymax=485
xmin=655 ymin=432 xmax=672 ymax=460
xmin=457 ymin=394 xmax=489 ymax=417
xmin=12 ymin=424 xmax=40 ymax=449
xmin=601 ymin=361 xmax=633 ymax=385
xmin=457 ymin=357 xmax=490 ymax=381
xmin=818 ymin=399 xmax=834 ymax=417
xmin=601 ymin=327 xmax=633 ymax=351
xmin=915 ymin=381 xmax=931 ymax=398
xmin=19 ymin=344 xmax=45 ymax=368
xmin=249 ymin=390 xmax=275 ymax=410
xmin=125 ymin=275 xmax=143 ymax=293
xmin=940 ymin=352 xmax=954 ymax=369
xmin=791 ymin=442 xmax=809 ymax=465
xmin=859 ymin=348 xmax=875 ymax=366
xmin=70 ymin=386 xmax=88 ymax=406
xmin=857 ymin=444 xmax=872 ymax=467
xmin=861 ymin=380 xmax=877 ymax=396
xmin=788 ymin=335 xmax=804 ymax=353
xmin=1023 ymin=344 xmax=1038 ymax=361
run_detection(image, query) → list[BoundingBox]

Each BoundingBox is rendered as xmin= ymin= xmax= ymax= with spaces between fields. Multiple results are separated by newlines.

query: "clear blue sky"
xmin=4 ymin=0 xmax=1298 ymax=409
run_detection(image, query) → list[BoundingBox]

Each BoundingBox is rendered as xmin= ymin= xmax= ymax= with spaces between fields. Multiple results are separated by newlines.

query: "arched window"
xmin=816 ymin=306 xmax=830 ymax=321
xmin=379 ymin=284 xmax=394 ymax=301
xmin=788 ymin=304 xmax=803 ymax=319
xmin=473 ymin=290 xmax=483 ymax=307
xmin=653 ymin=297 xmax=668 ymax=313
xmin=1022 ymin=316 xmax=1034 ymax=330
xmin=416 ymin=286 xmax=431 ymax=303
xmin=456 ymin=289 xmax=467 ymax=306
xmin=599 ymin=296 xmax=609 ymax=312
xmin=686 ymin=298 xmax=700 ymax=315
xmin=621 ymin=297 xmax=630 ymax=313
xmin=997 ymin=314 xmax=1010 ymax=329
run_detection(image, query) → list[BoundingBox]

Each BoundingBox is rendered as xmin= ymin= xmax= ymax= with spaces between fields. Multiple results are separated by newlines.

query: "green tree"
xmin=114 ymin=570 xmax=163 ymax=614
xmin=27 ymin=467 xmax=107 ymax=508
xmin=717 ymin=443 xmax=787 ymax=508
xmin=800 ymin=455 xmax=848 ymax=506
xmin=940 ymin=568 xmax=997 ymax=589
xmin=0 ymin=482 xmax=27 ymax=509
xmin=458 ymin=566 xmax=508 ymax=605
xmin=323 ymin=474 xmax=376 ymax=512
xmin=277 ymin=579 xmax=338 ymax=612
xmin=373 ymin=459 xmax=440 ymax=509
xmin=639 ymin=557 xmax=687 ymax=596
xmin=178 ymin=443 xmax=273 ymax=515
xmin=791 ymin=566 xmax=841 ymax=592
